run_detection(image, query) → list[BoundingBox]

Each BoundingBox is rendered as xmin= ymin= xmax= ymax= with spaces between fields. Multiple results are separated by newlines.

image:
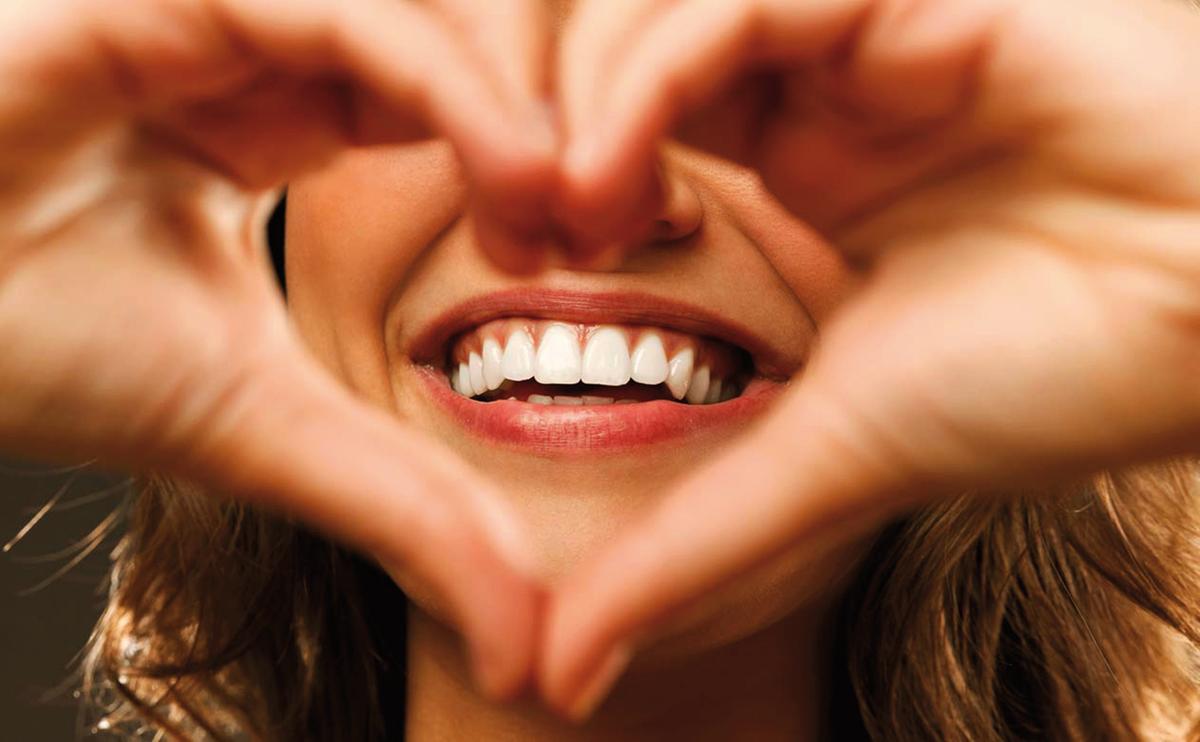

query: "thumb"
xmin=540 ymin=382 xmax=909 ymax=717
xmin=177 ymin=350 xmax=542 ymax=699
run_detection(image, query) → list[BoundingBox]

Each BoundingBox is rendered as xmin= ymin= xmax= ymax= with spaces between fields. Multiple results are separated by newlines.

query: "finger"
xmin=560 ymin=0 xmax=863 ymax=241
xmin=560 ymin=0 xmax=1001 ymax=244
xmin=27 ymin=0 xmax=554 ymax=199
xmin=554 ymin=0 xmax=673 ymax=259
xmin=423 ymin=0 xmax=550 ymax=104
xmin=558 ymin=0 xmax=670 ymax=150
xmin=183 ymin=352 xmax=542 ymax=700
xmin=217 ymin=0 xmax=560 ymax=192
xmin=416 ymin=0 xmax=563 ymax=272
xmin=539 ymin=384 xmax=911 ymax=719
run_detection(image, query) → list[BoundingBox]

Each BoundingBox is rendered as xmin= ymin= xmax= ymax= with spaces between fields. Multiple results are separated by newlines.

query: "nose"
xmin=645 ymin=164 xmax=704 ymax=243
xmin=472 ymin=154 xmax=705 ymax=273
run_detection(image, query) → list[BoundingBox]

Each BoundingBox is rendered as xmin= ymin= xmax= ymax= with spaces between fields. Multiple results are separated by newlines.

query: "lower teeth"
xmin=524 ymin=395 xmax=640 ymax=406
xmin=466 ymin=382 xmax=742 ymax=406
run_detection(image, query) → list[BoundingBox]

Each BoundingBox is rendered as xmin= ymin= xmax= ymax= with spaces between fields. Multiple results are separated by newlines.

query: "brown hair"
xmin=81 ymin=461 xmax=1200 ymax=740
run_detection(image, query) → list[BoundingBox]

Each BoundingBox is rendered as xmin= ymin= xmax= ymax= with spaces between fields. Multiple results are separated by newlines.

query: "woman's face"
xmin=285 ymin=137 xmax=865 ymax=658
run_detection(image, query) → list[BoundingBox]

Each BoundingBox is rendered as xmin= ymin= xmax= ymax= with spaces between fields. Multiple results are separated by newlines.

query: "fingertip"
xmin=464 ymin=111 xmax=562 ymax=275
xmin=537 ymin=601 xmax=632 ymax=723
xmin=564 ymin=642 xmax=632 ymax=722
xmin=561 ymin=135 xmax=602 ymax=196
xmin=556 ymin=147 xmax=665 ymax=256
xmin=473 ymin=213 xmax=554 ymax=276
xmin=465 ymin=485 xmax=544 ymax=583
xmin=533 ymin=588 xmax=592 ymax=719
xmin=466 ymin=564 xmax=547 ymax=701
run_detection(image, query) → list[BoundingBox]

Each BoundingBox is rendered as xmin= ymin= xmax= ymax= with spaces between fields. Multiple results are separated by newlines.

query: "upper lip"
xmin=405 ymin=288 xmax=796 ymax=379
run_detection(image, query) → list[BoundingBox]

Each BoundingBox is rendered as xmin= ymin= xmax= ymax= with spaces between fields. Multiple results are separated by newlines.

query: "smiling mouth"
xmin=406 ymin=290 xmax=789 ymax=452
xmin=443 ymin=319 xmax=752 ymax=406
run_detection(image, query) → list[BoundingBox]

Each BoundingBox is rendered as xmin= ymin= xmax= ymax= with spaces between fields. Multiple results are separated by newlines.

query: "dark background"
xmin=1 ymin=461 xmax=129 ymax=740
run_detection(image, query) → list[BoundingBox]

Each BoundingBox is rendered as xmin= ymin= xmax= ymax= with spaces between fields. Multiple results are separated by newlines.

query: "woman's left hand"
xmin=541 ymin=0 xmax=1200 ymax=718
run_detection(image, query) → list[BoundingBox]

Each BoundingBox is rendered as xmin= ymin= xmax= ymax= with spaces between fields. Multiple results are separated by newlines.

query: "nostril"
xmin=649 ymin=219 xmax=676 ymax=239
xmin=650 ymin=168 xmax=704 ymax=243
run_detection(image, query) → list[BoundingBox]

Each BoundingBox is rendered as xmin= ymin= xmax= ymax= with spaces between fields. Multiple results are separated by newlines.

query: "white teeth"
xmin=666 ymin=349 xmax=694 ymax=400
xmin=685 ymin=366 xmax=710 ymax=404
xmin=482 ymin=338 xmax=504 ymax=390
xmin=469 ymin=352 xmax=487 ymax=396
xmin=457 ymin=363 xmax=472 ymax=397
xmin=705 ymin=378 xmax=723 ymax=404
xmin=451 ymin=323 xmax=744 ymax=404
xmin=535 ymin=323 xmax=582 ymax=385
xmin=629 ymin=333 xmax=669 ymax=385
xmin=581 ymin=327 xmax=632 ymax=386
xmin=502 ymin=329 xmax=535 ymax=382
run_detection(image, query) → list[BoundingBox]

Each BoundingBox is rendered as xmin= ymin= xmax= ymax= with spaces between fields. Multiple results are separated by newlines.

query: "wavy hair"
xmin=80 ymin=460 xmax=1200 ymax=740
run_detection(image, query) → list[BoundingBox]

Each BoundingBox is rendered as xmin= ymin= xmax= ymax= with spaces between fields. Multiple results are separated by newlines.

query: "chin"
xmin=388 ymin=286 xmax=871 ymax=661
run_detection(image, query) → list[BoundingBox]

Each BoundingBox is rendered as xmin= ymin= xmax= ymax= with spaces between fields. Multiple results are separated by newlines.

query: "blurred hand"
xmin=545 ymin=0 xmax=1200 ymax=718
xmin=0 ymin=0 xmax=554 ymax=698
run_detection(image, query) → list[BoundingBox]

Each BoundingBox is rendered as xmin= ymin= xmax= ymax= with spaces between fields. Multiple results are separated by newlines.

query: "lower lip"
xmin=416 ymin=367 xmax=785 ymax=454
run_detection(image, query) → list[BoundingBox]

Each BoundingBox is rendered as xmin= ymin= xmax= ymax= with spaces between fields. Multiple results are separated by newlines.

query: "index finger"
xmin=423 ymin=0 xmax=550 ymax=104
xmin=418 ymin=0 xmax=561 ymax=273
xmin=180 ymin=353 xmax=543 ymax=700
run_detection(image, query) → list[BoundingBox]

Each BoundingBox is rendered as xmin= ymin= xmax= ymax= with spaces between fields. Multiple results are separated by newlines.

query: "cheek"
xmin=672 ymin=144 xmax=858 ymax=322
xmin=282 ymin=142 xmax=467 ymax=394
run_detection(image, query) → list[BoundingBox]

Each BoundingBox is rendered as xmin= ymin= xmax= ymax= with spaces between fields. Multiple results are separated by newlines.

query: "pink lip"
xmin=417 ymin=368 xmax=784 ymax=454
xmin=406 ymin=289 xmax=794 ymax=454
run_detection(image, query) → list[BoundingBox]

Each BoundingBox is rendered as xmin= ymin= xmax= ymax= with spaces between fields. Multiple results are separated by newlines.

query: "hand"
xmin=0 ymin=0 xmax=554 ymax=697
xmin=544 ymin=0 xmax=1200 ymax=717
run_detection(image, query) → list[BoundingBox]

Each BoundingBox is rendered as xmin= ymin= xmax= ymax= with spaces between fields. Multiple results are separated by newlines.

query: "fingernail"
xmin=566 ymin=642 xmax=633 ymax=722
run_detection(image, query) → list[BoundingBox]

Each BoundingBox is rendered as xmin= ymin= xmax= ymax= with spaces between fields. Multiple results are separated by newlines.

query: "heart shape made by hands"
xmin=5 ymin=0 xmax=1200 ymax=725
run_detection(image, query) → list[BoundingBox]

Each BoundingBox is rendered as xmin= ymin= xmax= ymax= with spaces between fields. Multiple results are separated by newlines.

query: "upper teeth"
xmin=630 ymin=333 xmax=669 ymax=385
xmin=501 ymin=329 xmax=536 ymax=381
xmin=447 ymin=320 xmax=743 ymax=405
xmin=580 ymin=327 xmax=630 ymax=386
xmin=535 ymin=323 xmax=583 ymax=385
xmin=666 ymin=347 xmax=693 ymax=400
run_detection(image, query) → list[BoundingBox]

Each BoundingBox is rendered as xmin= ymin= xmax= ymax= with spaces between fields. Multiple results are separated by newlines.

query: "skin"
xmin=544 ymin=0 xmax=1200 ymax=716
xmin=287 ymin=139 xmax=860 ymax=738
xmin=1 ymin=0 xmax=1200 ymax=731
xmin=0 ymin=0 xmax=554 ymax=697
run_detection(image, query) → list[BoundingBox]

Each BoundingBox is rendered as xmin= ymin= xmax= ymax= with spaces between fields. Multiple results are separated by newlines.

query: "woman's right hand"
xmin=0 ymin=0 xmax=551 ymax=698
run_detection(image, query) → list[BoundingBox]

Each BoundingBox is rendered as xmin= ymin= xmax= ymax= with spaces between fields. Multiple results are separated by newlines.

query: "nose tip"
xmin=646 ymin=167 xmax=704 ymax=243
